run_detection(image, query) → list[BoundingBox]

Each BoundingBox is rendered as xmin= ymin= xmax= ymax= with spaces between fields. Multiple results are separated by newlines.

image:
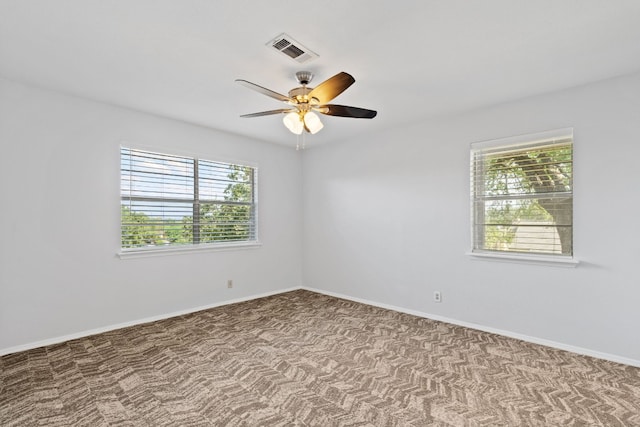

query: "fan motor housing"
xmin=288 ymin=86 xmax=315 ymax=104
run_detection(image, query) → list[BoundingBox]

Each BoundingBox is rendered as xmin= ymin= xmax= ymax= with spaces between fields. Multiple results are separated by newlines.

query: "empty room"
xmin=1 ymin=1 xmax=640 ymax=425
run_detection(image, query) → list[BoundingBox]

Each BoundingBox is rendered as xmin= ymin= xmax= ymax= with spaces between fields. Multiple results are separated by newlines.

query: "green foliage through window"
xmin=471 ymin=130 xmax=573 ymax=256
xmin=121 ymin=148 xmax=257 ymax=249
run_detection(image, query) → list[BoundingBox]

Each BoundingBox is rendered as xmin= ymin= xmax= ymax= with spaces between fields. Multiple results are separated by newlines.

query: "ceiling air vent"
xmin=267 ymin=33 xmax=318 ymax=64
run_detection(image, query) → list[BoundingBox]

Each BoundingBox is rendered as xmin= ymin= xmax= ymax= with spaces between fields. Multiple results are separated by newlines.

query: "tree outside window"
xmin=471 ymin=129 xmax=573 ymax=257
xmin=121 ymin=148 xmax=257 ymax=250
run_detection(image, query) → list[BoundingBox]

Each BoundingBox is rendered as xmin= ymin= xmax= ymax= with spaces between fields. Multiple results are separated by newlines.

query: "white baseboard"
xmin=4 ymin=285 xmax=639 ymax=369
xmin=0 ymin=287 xmax=300 ymax=356
xmin=302 ymin=286 xmax=640 ymax=368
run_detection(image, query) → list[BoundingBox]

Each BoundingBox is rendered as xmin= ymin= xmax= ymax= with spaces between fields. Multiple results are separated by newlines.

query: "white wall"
xmin=3 ymin=72 xmax=640 ymax=365
xmin=302 ymin=72 xmax=640 ymax=364
xmin=0 ymin=78 xmax=302 ymax=353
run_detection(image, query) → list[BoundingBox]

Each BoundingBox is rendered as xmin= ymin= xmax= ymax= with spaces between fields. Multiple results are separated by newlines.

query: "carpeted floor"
xmin=1 ymin=290 xmax=639 ymax=426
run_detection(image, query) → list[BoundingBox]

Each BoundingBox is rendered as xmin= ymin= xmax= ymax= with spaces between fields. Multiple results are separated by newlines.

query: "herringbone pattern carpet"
xmin=2 ymin=290 xmax=639 ymax=426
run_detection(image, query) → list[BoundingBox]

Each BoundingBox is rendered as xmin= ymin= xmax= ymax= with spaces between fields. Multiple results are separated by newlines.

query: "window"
xmin=470 ymin=128 xmax=573 ymax=258
xmin=120 ymin=147 xmax=257 ymax=252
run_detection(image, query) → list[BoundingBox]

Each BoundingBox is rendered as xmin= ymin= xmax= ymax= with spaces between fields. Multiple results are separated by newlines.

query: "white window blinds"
xmin=120 ymin=147 xmax=257 ymax=250
xmin=470 ymin=128 xmax=573 ymax=257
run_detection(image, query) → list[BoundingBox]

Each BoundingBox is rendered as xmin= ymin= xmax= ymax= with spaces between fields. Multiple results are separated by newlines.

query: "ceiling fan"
xmin=235 ymin=71 xmax=377 ymax=135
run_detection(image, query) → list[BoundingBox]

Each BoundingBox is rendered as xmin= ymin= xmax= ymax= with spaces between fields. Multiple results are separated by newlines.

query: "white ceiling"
xmin=2 ymin=0 xmax=640 ymax=147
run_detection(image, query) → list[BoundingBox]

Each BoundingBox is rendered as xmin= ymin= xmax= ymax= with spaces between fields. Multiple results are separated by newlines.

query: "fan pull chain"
xmin=295 ymin=132 xmax=307 ymax=150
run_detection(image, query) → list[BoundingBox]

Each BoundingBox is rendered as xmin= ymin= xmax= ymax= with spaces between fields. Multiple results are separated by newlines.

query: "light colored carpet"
xmin=1 ymin=290 xmax=639 ymax=426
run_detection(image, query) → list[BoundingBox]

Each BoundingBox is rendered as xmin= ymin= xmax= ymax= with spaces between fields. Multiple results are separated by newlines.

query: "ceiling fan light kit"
xmin=303 ymin=111 xmax=323 ymax=134
xmin=283 ymin=112 xmax=303 ymax=134
xmin=282 ymin=111 xmax=323 ymax=135
xmin=236 ymin=70 xmax=376 ymax=140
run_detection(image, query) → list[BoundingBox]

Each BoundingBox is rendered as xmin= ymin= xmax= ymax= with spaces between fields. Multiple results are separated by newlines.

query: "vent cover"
xmin=267 ymin=33 xmax=318 ymax=64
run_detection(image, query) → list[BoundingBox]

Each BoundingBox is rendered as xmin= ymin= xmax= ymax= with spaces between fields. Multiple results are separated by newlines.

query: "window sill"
xmin=117 ymin=241 xmax=262 ymax=259
xmin=467 ymin=251 xmax=579 ymax=268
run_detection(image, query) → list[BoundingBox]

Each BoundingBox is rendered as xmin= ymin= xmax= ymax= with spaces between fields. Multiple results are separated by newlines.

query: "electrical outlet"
xmin=227 ymin=280 xmax=233 ymax=289
xmin=434 ymin=291 xmax=442 ymax=303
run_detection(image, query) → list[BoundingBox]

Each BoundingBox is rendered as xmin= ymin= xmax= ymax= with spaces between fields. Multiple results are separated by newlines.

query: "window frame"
xmin=118 ymin=146 xmax=260 ymax=259
xmin=468 ymin=128 xmax=578 ymax=267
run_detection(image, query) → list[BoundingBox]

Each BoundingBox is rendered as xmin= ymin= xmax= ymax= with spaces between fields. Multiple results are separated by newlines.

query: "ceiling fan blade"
xmin=307 ymin=72 xmax=355 ymax=104
xmin=317 ymin=104 xmax=377 ymax=119
xmin=235 ymin=79 xmax=293 ymax=103
xmin=240 ymin=109 xmax=295 ymax=118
